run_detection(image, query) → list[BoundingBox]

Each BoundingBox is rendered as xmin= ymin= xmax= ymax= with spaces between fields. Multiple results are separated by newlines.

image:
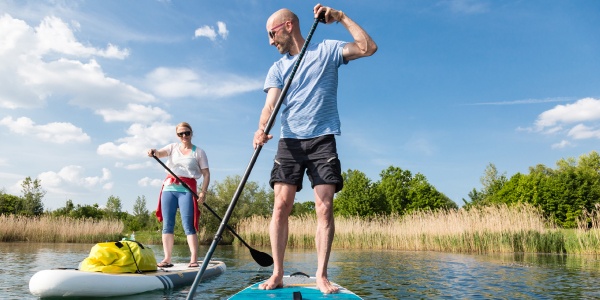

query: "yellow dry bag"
xmin=80 ymin=240 xmax=157 ymax=273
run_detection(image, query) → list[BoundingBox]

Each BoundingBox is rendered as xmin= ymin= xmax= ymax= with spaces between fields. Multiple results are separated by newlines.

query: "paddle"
xmin=151 ymin=154 xmax=274 ymax=267
xmin=186 ymin=12 xmax=326 ymax=300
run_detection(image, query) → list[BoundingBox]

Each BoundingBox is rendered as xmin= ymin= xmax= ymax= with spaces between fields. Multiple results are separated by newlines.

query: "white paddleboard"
xmin=29 ymin=260 xmax=226 ymax=298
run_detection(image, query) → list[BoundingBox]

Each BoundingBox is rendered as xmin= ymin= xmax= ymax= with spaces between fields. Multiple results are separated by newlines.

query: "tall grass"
xmin=0 ymin=215 xmax=123 ymax=243
xmin=572 ymin=203 xmax=600 ymax=255
xmin=238 ymin=204 xmax=572 ymax=254
xmin=4 ymin=203 xmax=600 ymax=255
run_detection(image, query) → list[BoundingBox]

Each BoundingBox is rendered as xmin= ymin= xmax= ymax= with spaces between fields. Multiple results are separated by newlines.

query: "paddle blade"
xmin=250 ymin=248 xmax=274 ymax=267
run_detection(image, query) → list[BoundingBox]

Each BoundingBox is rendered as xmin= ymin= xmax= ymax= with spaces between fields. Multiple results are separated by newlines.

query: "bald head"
xmin=266 ymin=8 xmax=304 ymax=55
xmin=267 ymin=8 xmax=299 ymax=30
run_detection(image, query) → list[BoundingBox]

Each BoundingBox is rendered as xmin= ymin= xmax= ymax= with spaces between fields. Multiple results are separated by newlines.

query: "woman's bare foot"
xmin=258 ymin=275 xmax=284 ymax=290
xmin=316 ymin=277 xmax=339 ymax=294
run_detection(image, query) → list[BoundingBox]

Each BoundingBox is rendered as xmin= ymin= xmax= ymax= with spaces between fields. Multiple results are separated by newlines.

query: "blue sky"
xmin=1 ymin=0 xmax=599 ymax=213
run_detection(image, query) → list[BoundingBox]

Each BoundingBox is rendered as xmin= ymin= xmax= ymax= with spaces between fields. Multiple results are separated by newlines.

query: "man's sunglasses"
xmin=177 ymin=131 xmax=191 ymax=137
xmin=268 ymin=21 xmax=287 ymax=39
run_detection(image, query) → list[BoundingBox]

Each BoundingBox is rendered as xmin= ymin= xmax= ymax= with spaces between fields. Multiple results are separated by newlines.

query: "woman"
xmin=147 ymin=122 xmax=210 ymax=268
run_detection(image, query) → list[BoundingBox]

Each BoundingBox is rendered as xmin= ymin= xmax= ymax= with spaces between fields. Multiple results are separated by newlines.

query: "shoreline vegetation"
xmin=238 ymin=203 xmax=586 ymax=254
xmin=0 ymin=215 xmax=123 ymax=243
xmin=3 ymin=204 xmax=600 ymax=255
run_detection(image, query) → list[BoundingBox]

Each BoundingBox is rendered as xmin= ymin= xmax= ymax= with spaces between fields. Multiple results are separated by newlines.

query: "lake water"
xmin=3 ymin=242 xmax=600 ymax=299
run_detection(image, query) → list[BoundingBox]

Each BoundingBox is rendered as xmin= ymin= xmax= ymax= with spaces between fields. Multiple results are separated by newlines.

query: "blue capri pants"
xmin=160 ymin=191 xmax=196 ymax=235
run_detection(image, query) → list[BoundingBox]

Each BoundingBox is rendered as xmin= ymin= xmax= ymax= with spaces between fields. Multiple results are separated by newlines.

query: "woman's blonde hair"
xmin=176 ymin=122 xmax=193 ymax=133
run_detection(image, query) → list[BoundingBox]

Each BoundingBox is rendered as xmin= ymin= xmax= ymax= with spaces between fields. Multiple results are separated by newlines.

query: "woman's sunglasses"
xmin=177 ymin=131 xmax=191 ymax=137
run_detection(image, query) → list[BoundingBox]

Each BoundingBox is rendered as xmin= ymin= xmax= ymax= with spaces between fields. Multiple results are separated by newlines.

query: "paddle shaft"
xmin=151 ymin=155 xmax=270 ymax=264
xmin=186 ymin=14 xmax=325 ymax=299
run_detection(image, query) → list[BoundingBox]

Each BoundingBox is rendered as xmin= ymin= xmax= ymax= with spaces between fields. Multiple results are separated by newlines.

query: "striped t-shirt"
xmin=264 ymin=39 xmax=348 ymax=139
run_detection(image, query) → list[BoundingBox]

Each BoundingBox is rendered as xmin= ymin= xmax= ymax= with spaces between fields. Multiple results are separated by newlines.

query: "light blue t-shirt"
xmin=264 ymin=39 xmax=348 ymax=139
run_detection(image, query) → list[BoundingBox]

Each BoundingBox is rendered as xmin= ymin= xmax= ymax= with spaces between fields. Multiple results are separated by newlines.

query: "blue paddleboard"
xmin=229 ymin=272 xmax=362 ymax=299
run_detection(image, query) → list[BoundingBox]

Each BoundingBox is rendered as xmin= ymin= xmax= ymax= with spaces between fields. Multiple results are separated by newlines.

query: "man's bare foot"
xmin=258 ymin=275 xmax=283 ymax=290
xmin=316 ymin=277 xmax=339 ymax=294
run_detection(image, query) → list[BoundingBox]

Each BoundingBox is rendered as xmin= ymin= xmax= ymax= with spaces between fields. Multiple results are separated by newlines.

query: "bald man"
xmin=253 ymin=3 xmax=377 ymax=294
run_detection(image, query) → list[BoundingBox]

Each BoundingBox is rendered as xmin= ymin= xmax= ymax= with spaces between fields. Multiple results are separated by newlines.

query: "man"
xmin=253 ymin=4 xmax=377 ymax=294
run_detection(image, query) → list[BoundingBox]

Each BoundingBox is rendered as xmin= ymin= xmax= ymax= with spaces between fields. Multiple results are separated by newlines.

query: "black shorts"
xmin=270 ymin=134 xmax=343 ymax=193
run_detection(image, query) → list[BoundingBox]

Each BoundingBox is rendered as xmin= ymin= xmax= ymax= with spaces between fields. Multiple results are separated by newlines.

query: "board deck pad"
xmin=229 ymin=274 xmax=362 ymax=299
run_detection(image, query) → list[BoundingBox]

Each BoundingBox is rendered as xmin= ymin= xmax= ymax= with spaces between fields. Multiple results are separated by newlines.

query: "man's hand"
xmin=313 ymin=3 xmax=344 ymax=24
xmin=253 ymin=129 xmax=273 ymax=149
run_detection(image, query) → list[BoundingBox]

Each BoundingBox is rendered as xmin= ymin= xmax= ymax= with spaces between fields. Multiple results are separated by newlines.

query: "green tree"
xmin=405 ymin=173 xmax=457 ymax=211
xmin=292 ymin=201 xmax=315 ymax=216
xmin=336 ymin=166 xmax=456 ymax=216
xmin=549 ymin=152 xmax=600 ymax=227
xmin=463 ymin=163 xmax=507 ymax=208
xmin=21 ymin=177 xmax=45 ymax=216
xmin=377 ymin=166 xmax=413 ymax=215
xmin=578 ymin=150 xmax=600 ymax=173
xmin=104 ymin=195 xmax=122 ymax=220
xmin=335 ymin=169 xmax=384 ymax=217
xmin=129 ymin=195 xmax=150 ymax=231
xmin=484 ymin=151 xmax=600 ymax=228
xmin=70 ymin=203 xmax=104 ymax=219
xmin=201 ymin=176 xmax=273 ymax=243
xmin=0 ymin=189 xmax=23 ymax=215
xmin=51 ymin=199 xmax=75 ymax=217
xmin=148 ymin=210 xmax=162 ymax=231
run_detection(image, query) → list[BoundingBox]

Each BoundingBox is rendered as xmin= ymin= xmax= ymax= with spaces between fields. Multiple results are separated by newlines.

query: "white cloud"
xmin=35 ymin=16 xmax=129 ymax=59
xmin=217 ymin=21 xmax=228 ymax=39
xmin=0 ymin=171 xmax=26 ymax=195
xmin=526 ymin=98 xmax=600 ymax=147
xmin=37 ymin=166 xmax=112 ymax=194
xmin=138 ymin=176 xmax=164 ymax=187
xmin=0 ymin=116 xmax=90 ymax=143
xmin=568 ymin=124 xmax=600 ymax=140
xmin=551 ymin=140 xmax=572 ymax=149
xmin=97 ymin=122 xmax=174 ymax=159
xmin=96 ymin=103 xmax=170 ymax=124
xmin=542 ymin=126 xmax=563 ymax=135
xmin=0 ymin=14 xmax=154 ymax=110
xmin=145 ymin=67 xmax=262 ymax=99
xmin=194 ymin=25 xmax=217 ymax=41
xmin=534 ymin=98 xmax=600 ymax=131
xmin=194 ymin=21 xmax=228 ymax=41
xmin=38 ymin=58 xmax=156 ymax=109
xmin=115 ymin=161 xmax=154 ymax=170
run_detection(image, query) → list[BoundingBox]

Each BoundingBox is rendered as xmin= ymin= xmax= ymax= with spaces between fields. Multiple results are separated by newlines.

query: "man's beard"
xmin=276 ymin=34 xmax=291 ymax=55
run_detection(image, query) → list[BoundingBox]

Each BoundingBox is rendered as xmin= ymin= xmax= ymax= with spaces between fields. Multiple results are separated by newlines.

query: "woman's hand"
xmin=147 ymin=149 xmax=156 ymax=157
xmin=197 ymin=192 xmax=206 ymax=204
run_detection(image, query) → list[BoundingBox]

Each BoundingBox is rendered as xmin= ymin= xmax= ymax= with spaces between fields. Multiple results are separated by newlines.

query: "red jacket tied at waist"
xmin=155 ymin=174 xmax=200 ymax=232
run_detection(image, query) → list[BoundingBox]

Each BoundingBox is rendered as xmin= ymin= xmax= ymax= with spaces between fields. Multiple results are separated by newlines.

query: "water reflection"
xmin=332 ymin=250 xmax=600 ymax=299
xmin=3 ymin=243 xmax=600 ymax=299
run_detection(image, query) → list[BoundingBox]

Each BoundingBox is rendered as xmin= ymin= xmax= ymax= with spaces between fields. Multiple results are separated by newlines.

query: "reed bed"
xmin=572 ymin=203 xmax=600 ymax=255
xmin=3 ymin=202 xmax=600 ymax=255
xmin=237 ymin=204 xmax=570 ymax=254
xmin=0 ymin=215 xmax=123 ymax=243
